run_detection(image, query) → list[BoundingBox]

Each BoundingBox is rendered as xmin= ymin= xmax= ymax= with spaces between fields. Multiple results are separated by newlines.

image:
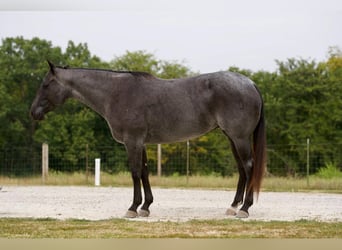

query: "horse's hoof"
xmin=236 ymin=210 xmax=249 ymax=218
xmin=225 ymin=207 xmax=237 ymax=216
xmin=125 ymin=210 xmax=138 ymax=218
xmin=138 ymin=209 xmax=150 ymax=217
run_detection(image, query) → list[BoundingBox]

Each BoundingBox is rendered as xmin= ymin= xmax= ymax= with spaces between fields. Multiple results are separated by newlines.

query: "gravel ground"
xmin=0 ymin=186 xmax=341 ymax=222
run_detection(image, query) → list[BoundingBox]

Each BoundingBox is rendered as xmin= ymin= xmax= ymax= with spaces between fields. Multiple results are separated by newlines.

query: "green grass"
xmin=0 ymin=218 xmax=341 ymax=238
xmin=1 ymin=172 xmax=342 ymax=193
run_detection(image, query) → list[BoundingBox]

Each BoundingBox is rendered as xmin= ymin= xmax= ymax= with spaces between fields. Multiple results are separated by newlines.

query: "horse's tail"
xmin=250 ymin=88 xmax=267 ymax=196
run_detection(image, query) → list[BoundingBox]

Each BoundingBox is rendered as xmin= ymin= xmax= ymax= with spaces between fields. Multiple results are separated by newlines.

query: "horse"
xmin=30 ymin=61 xmax=266 ymax=218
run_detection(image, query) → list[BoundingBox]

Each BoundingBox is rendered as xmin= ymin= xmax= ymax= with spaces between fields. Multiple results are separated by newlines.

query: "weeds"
xmin=1 ymin=172 xmax=341 ymax=193
xmin=315 ymin=162 xmax=342 ymax=179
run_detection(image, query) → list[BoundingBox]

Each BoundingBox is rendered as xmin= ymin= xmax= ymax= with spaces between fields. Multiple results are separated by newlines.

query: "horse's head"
xmin=30 ymin=61 xmax=70 ymax=120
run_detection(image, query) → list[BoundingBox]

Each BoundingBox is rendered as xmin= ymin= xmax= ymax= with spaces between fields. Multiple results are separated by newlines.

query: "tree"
xmin=110 ymin=50 xmax=193 ymax=78
xmin=228 ymin=50 xmax=342 ymax=175
xmin=325 ymin=46 xmax=342 ymax=142
xmin=0 ymin=37 xmax=66 ymax=175
xmin=0 ymin=37 xmax=64 ymax=148
xmin=111 ymin=50 xmax=159 ymax=73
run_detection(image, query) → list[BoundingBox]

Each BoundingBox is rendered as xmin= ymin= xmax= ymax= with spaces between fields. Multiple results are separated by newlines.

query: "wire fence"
xmin=1 ymin=141 xmax=341 ymax=181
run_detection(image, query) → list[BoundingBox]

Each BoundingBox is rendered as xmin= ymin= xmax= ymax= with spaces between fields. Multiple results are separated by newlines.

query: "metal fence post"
xmin=85 ymin=144 xmax=89 ymax=183
xmin=306 ymin=138 xmax=310 ymax=186
xmin=42 ymin=143 xmax=49 ymax=184
xmin=186 ymin=140 xmax=190 ymax=185
xmin=157 ymin=144 xmax=162 ymax=177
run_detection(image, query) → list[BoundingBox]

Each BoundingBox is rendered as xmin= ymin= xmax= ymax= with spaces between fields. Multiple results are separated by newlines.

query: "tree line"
xmin=0 ymin=37 xmax=341 ymax=176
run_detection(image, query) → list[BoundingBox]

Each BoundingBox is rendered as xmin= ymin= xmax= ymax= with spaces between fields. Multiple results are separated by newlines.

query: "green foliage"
xmin=110 ymin=50 xmax=193 ymax=78
xmin=0 ymin=36 xmax=341 ymax=177
xmin=111 ymin=50 xmax=159 ymax=73
xmin=0 ymin=37 xmax=60 ymax=147
xmin=316 ymin=162 xmax=342 ymax=179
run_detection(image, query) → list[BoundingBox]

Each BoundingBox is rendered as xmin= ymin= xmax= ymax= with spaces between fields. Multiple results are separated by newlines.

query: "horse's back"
xmin=183 ymin=71 xmax=261 ymax=114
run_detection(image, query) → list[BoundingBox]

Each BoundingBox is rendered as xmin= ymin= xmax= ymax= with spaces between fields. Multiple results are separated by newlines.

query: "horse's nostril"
xmin=30 ymin=106 xmax=45 ymax=120
xmin=31 ymin=110 xmax=37 ymax=119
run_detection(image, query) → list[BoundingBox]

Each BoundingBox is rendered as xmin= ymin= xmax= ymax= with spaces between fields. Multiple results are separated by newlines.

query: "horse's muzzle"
xmin=31 ymin=106 xmax=45 ymax=120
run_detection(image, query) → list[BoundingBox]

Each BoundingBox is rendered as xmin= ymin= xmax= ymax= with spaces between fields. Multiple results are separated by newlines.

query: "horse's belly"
xmin=145 ymin=120 xmax=217 ymax=144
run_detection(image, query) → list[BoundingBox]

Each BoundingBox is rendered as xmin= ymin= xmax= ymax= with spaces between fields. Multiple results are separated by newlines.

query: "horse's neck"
xmin=61 ymin=69 xmax=112 ymax=117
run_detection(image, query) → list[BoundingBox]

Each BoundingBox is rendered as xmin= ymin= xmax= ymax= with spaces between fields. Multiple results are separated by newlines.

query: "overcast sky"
xmin=1 ymin=0 xmax=341 ymax=73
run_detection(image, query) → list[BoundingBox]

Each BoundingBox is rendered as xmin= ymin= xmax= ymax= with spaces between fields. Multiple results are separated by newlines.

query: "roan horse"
xmin=31 ymin=61 xmax=266 ymax=218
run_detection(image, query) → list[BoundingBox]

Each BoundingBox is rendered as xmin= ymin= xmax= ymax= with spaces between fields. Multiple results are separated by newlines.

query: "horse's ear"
xmin=47 ymin=60 xmax=56 ymax=75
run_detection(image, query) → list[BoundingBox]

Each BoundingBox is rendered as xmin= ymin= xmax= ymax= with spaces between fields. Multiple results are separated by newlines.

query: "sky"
xmin=1 ymin=0 xmax=341 ymax=73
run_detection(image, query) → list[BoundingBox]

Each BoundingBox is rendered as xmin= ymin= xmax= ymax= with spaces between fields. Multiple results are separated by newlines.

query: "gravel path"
xmin=0 ymin=186 xmax=341 ymax=222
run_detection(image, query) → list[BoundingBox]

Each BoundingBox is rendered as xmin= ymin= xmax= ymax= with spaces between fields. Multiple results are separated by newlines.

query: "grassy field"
xmin=0 ymin=218 xmax=341 ymax=238
xmin=1 ymin=172 xmax=342 ymax=193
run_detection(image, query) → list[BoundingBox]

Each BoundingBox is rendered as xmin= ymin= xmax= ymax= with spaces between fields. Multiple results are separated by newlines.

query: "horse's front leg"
xmin=139 ymin=147 xmax=153 ymax=217
xmin=124 ymin=140 xmax=144 ymax=218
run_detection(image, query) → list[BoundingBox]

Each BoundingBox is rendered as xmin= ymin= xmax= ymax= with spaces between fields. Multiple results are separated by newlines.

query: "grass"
xmin=1 ymin=172 xmax=342 ymax=193
xmin=0 ymin=218 xmax=341 ymax=238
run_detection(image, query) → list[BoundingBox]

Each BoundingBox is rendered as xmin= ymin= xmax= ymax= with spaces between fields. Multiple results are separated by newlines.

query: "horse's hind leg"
xmin=226 ymin=141 xmax=246 ymax=216
xmin=139 ymin=147 xmax=153 ymax=217
xmin=229 ymin=138 xmax=254 ymax=218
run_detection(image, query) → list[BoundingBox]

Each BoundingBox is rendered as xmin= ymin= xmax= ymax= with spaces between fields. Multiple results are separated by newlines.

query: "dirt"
xmin=0 ymin=186 xmax=341 ymax=222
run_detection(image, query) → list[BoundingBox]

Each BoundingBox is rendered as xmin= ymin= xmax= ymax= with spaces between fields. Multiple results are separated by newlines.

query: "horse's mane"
xmin=57 ymin=66 xmax=154 ymax=79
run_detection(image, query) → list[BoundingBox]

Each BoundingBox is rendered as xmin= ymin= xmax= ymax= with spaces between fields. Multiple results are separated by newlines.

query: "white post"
xmin=95 ymin=158 xmax=101 ymax=186
xmin=42 ymin=143 xmax=49 ymax=184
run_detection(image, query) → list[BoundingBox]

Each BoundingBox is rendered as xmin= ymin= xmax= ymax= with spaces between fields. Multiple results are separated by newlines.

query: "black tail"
xmin=250 ymin=92 xmax=267 ymax=196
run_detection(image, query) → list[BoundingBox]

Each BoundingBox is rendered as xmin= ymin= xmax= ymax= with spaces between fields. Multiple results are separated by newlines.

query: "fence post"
xmin=186 ymin=140 xmax=190 ymax=185
xmin=85 ymin=144 xmax=89 ymax=183
xmin=306 ymin=138 xmax=310 ymax=186
xmin=157 ymin=144 xmax=162 ymax=177
xmin=95 ymin=158 xmax=101 ymax=186
xmin=42 ymin=143 xmax=49 ymax=184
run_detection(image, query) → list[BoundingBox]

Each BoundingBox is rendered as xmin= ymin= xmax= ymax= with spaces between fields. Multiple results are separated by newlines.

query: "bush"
xmin=316 ymin=162 xmax=342 ymax=179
